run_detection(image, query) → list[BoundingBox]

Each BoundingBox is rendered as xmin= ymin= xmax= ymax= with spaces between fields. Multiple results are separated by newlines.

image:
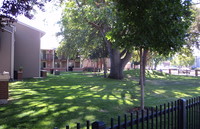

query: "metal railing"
xmin=54 ymin=97 xmax=200 ymax=129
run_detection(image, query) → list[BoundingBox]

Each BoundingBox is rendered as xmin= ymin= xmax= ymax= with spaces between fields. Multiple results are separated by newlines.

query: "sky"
xmin=15 ymin=0 xmax=200 ymax=51
xmin=18 ymin=1 xmax=62 ymax=49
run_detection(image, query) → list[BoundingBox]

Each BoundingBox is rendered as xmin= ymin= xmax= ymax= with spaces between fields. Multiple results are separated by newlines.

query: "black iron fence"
xmin=54 ymin=97 xmax=200 ymax=129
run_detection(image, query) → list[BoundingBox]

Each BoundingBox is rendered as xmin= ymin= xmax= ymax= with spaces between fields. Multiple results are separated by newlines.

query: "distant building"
xmin=41 ymin=49 xmax=84 ymax=71
xmin=40 ymin=49 xmax=114 ymax=72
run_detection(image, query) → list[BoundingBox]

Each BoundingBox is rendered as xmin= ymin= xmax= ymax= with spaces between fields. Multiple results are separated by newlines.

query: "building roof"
xmin=16 ymin=21 xmax=46 ymax=37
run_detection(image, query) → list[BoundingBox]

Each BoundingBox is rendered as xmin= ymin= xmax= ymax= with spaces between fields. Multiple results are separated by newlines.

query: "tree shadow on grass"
xmin=1 ymin=71 xmax=200 ymax=129
xmin=0 ymin=74 xmax=140 ymax=129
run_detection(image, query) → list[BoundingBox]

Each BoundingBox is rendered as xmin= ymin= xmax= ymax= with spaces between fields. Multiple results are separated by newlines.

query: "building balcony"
xmin=41 ymin=54 xmax=53 ymax=60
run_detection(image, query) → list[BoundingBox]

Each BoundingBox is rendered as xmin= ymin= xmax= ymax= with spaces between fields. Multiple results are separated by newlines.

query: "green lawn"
xmin=0 ymin=70 xmax=199 ymax=129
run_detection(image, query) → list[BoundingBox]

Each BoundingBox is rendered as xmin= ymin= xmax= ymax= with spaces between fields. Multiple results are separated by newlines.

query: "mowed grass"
xmin=0 ymin=70 xmax=199 ymax=129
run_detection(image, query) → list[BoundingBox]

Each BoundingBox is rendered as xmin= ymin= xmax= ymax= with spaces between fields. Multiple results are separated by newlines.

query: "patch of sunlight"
xmin=90 ymin=86 xmax=103 ymax=91
xmin=49 ymin=86 xmax=63 ymax=88
xmin=52 ymin=112 xmax=60 ymax=116
xmin=38 ymin=120 xmax=51 ymax=126
xmin=0 ymin=125 xmax=8 ymax=129
xmin=102 ymin=95 xmax=117 ymax=100
xmin=64 ymin=96 xmax=77 ymax=100
xmin=59 ymin=110 xmax=68 ymax=114
xmin=154 ymin=90 xmax=166 ymax=94
xmin=82 ymin=94 xmax=93 ymax=97
xmin=156 ymin=75 xmax=165 ymax=79
xmin=9 ymin=81 xmax=22 ymax=85
xmin=125 ymin=94 xmax=132 ymax=99
xmin=125 ymin=100 xmax=133 ymax=105
xmin=31 ymin=107 xmax=48 ymax=116
xmin=0 ymin=107 xmax=6 ymax=111
xmin=118 ymin=99 xmax=124 ymax=104
xmin=68 ymin=106 xmax=80 ymax=112
xmin=85 ymin=115 xmax=96 ymax=120
xmin=47 ymin=104 xmax=59 ymax=111
xmin=17 ymin=110 xmax=35 ymax=118
xmin=196 ymin=87 xmax=200 ymax=91
xmin=42 ymin=96 xmax=51 ymax=99
xmin=39 ymin=121 xmax=51 ymax=127
xmin=85 ymin=100 xmax=91 ymax=103
xmin=135 ymin=87 xmax=140 ymax=90
xmin=20 ymin=89 xmax=38 ymax=95
xmin=29 ymin=101 xmax=47 ymax=107
xmin=86 ymin=106 xmax=99 ymax=111
xmin=122 ymin=83 xmax=127 ymax=86
xmin=67 ymin=85 xmax=82 ymax=89
xmin=173 ymin=91 xmax=191 ymax=98
xmin=93 ymin=95 xmax=101 ymax=98
xmin=36 ymin=103 xmax=47 ymax=108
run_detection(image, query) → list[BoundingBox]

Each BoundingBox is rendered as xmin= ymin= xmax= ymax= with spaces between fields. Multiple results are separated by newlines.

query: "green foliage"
xmin=171 ymin=47 xmax=195 ymax=67
xmin=186 ymin=6 xmax=200 ymax=49
xmin=0 ymin=0 xmax=49 ymax=28
xmin=109 ymin=0 xmax=194 ymax=55
xmin=147 ymin=52 xmax=169 ymax=69
xmin=89 ymin=43 xmax=108 ymax=59
xmin=57 ymin=0 xmax=116 ymax=59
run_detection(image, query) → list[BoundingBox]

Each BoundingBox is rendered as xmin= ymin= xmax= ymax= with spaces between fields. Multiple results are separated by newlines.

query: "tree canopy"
xmin=57 ymin=0 xmax=132 ymax=79
xmin=110 ymin=0 xmax=193 ymax=54
xmin=0 ymin=0 xmax=49 ymax=28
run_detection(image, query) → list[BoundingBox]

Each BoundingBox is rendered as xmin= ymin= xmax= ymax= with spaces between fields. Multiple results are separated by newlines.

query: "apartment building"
xmin=0 ymin=21 xmax=45 ymax=79
xmin=41 ymin=49 xmax=82 ymax=71
xmin=40 ymin=49 xmax=113 ymax=72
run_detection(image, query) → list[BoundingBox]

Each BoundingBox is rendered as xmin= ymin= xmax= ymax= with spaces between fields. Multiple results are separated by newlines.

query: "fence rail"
xmin=54 ymin=97 xmax=200 ymax=129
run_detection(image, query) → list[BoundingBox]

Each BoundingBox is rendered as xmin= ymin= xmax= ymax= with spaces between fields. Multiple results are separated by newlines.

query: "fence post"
xmin=92 ymin=121 xmax=106 ymax=129
xmin=178 ymin=99 xmax=187 ymax=129
xmin=169 ymin=69 xmax=171 ymax=74
xmin=195 ymin=70 xmax=198 ymax=76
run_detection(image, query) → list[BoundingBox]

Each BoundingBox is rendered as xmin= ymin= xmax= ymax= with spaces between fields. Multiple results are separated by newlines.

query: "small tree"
xmin=111 ymin=0 xmax=193 ymax=109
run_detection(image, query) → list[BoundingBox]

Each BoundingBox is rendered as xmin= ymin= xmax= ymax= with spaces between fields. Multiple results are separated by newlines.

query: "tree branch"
xmin=75 ymin=0 xmax=81 ymax=7
xmin=120 ymin=49 xmax=127 ymax=58
xmin=121 ymin=51 xmax=133 ymax=68
xmin=99 ymin=28 xmax=112 ymax=54
xmin=88 ymin=21 xmax=101 ymax=29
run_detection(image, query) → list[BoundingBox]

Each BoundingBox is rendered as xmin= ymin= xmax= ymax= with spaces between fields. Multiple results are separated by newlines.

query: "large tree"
xmin=58 ymin=0 xmax=132 ymax=79
xmin=110 ymin=0 xmax=193 ymax=109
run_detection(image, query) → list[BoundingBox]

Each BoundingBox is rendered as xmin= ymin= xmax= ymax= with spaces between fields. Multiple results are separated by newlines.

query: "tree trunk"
xmin=98 ymin=28 xmax=132 ymax=80
xmin=103 ymin=57 xmax=107 ymax=78
xmin=108 ymin=49 xmax=124 ymax=79
xmin=108 ymin=47 xmax=132 ymax=79
xmin=139 ymin=48 xmax=148 ymax=110
xmin=142 ymin=49 xmax=148 ymax=85
xmin=154 ymin=62 xmax=158 ymax=70
xmin=140 ymin=47 xmax=145 ymax=110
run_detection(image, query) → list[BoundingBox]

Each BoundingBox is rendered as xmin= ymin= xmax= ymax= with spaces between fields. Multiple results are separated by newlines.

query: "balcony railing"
xmin=41 ymin=54 xmax=53 ymax=60
xmin=41 ymin=54 xmax=67 ymax=60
